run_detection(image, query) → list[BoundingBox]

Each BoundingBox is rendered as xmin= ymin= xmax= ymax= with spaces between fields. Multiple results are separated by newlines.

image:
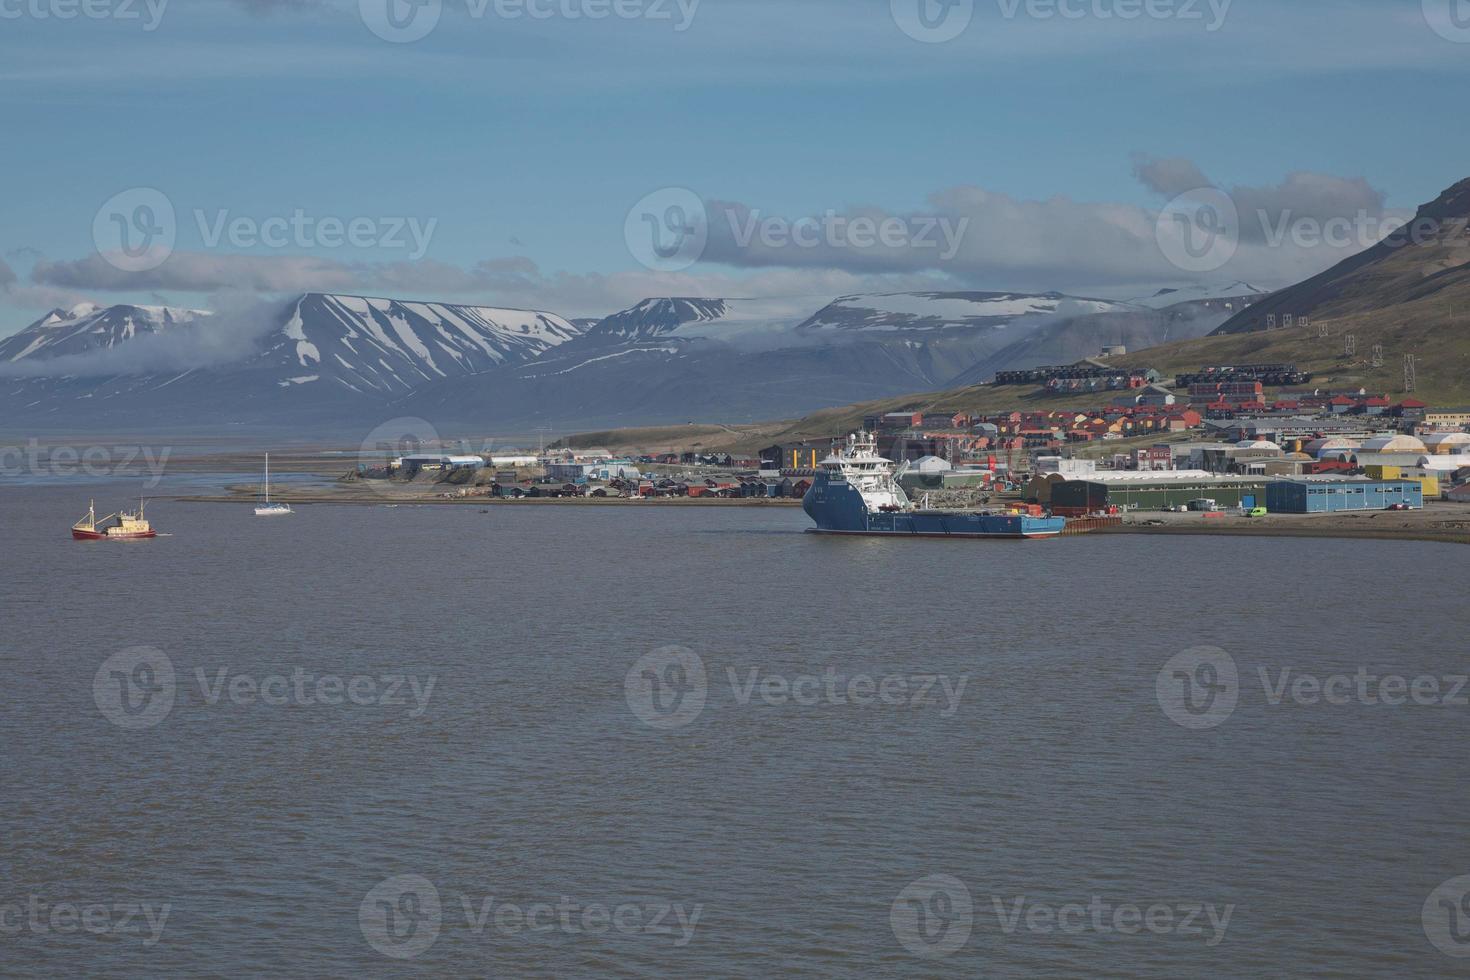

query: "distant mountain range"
xmin=0 ymin=303 xmax=211 ymax=362
xmin=0 ymin=284 xmax=1267 ymax=435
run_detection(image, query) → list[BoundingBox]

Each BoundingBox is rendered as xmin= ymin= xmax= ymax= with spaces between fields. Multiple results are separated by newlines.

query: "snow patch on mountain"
xmin=798 ymin=291 xmax=1136 ymax=332
xmin=1125 ymin=282 xmax=1270 ymax=310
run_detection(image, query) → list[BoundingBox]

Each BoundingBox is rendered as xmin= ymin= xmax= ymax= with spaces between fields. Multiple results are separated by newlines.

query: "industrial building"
xmin=1049 ymin=472 xmax=1270 ymax=514
xmin=390 ymin=454 xmax=485 ymax=476
xmin=1264 ymin=478 xmax=1424 ymax=513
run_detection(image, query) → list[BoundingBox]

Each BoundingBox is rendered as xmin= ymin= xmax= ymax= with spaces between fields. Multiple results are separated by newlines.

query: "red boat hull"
xmin=72 ymin=529 xmax=157 ymax=540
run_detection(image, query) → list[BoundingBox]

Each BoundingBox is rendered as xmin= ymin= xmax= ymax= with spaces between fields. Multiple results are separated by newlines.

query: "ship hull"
xmin=71 ymin=529 xmax=157 ymax=540
xmin=806 ymin=526 xmax=1059 ymax=540
xmin=803 ymin=474 xmax=1065 ymax=539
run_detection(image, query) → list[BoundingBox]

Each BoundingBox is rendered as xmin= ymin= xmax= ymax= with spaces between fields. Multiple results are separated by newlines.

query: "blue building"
xmin=1265 ymin=479 xmax=1423 ymax=513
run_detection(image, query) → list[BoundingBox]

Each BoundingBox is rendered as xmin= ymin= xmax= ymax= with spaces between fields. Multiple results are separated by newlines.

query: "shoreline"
xmin=174 ymin=487 xmax=805 ymax=508
xmin=174 ymin=484 xmax=1470 ymax=544
xmin=1099 ymin=523 xmax=1470 ymax=547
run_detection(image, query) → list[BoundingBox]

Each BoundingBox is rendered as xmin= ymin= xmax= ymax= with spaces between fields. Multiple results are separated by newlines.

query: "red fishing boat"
xmin=72 ymin=499 xmax=158 ymax=540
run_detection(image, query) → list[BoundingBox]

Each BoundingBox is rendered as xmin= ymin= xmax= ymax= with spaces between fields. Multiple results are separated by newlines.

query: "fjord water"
xmin=2 ymin=483 xmax=1468 ymax=977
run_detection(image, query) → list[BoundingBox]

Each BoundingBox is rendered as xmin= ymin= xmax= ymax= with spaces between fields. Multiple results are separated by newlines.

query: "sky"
xmin=2 ymin=0 xmax=1470 ymax=332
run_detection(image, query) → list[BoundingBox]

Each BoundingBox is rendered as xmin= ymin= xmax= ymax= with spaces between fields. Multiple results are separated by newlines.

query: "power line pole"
xmin=1404 ymin=354 xmax=1417 ymax=393
xmin=1371 ymin=344 xmax=1384 ymax=368
xmin=1344 ymin=334 xmax=1356 ymax=357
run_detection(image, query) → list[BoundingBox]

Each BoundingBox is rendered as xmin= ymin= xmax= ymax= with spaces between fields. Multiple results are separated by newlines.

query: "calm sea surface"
xmin=2 ymin=479 xmax=1469 ymax=977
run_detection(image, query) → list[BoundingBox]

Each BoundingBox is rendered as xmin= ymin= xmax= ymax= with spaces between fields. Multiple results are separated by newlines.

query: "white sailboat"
xmin=254 ymin=453 xmax=293 ymax=517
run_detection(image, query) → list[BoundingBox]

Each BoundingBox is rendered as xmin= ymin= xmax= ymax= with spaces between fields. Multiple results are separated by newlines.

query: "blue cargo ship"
xmin=802 ymin=432 xmax=1066 ymax=539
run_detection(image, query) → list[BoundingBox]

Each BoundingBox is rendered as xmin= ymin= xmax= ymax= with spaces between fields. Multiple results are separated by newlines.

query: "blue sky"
xmin=3 ymin=0 xmax=1470 ymax=329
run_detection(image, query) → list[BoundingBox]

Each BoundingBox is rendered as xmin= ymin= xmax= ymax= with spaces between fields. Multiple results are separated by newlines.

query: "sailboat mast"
xmin=264 ymin=453 xmax=270 ymax=503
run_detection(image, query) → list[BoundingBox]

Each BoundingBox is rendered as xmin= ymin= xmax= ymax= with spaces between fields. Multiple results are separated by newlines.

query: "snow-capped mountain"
xmin=0 ymin=286 xmax=1258 ymax=434
xmin=581 ymin=297 xmax=806 ymax=344
xmin=262 ymin=293 xmax=582 ymax=395
xmin=0 ymin=303 xmax=210 ymax=363
xmin=797 ymin=291 xmax=1135 ymax=332
xmin=399 ymin=291 xmax=1108 ymax=428
xmin=0 ymin=293 xmax=582 ymax=430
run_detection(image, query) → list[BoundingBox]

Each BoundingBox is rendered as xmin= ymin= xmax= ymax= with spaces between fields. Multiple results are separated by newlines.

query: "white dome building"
xmin=1231 ymin=439 xmax=1283 ymax=458
xmin=1304 ymin=436 xmax=1361 ymax=458
xmin=1422 ymin=432 xmax=1470 ymax=455
xmin=1360 ymin=434 xmax=1427 ymax=455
